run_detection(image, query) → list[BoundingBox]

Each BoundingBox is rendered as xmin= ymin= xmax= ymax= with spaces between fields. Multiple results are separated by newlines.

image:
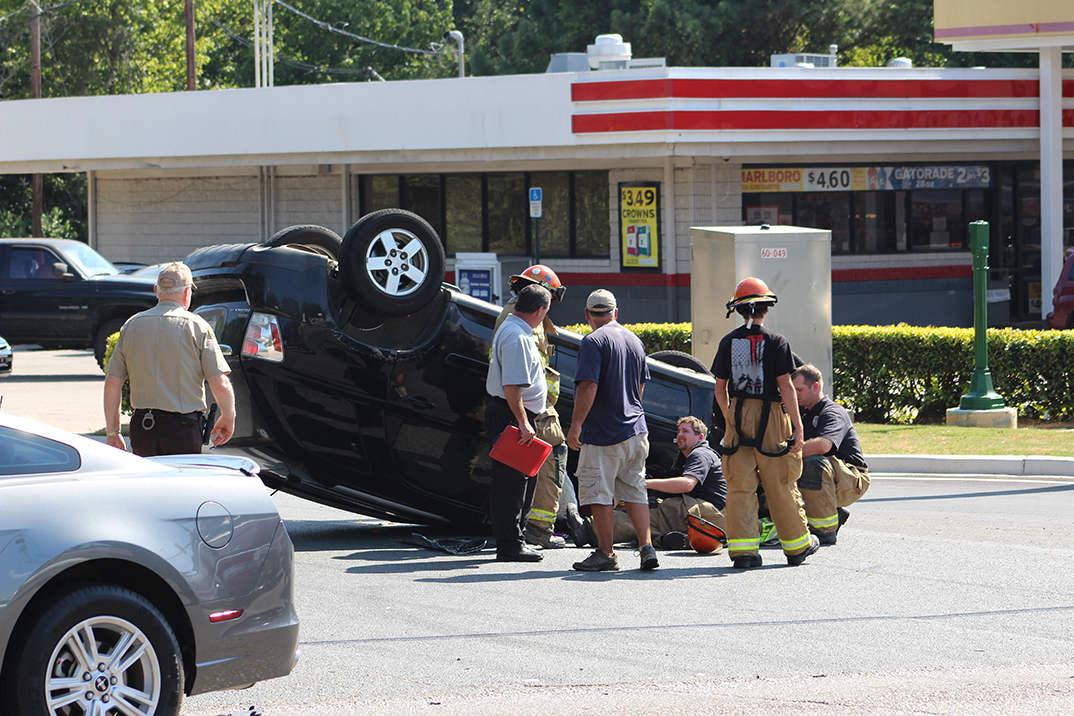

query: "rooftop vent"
xmin=886 ymin=57 xmax=913 ymax=68
xmin=587 ymin=34 xmax=632 ymax=70
xmin=546 ymin=53 xmax=591 ymax=73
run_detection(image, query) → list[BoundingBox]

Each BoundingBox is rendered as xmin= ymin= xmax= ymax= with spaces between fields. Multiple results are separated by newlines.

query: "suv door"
xmin=0 ymin=245 xmax=90 ymax=343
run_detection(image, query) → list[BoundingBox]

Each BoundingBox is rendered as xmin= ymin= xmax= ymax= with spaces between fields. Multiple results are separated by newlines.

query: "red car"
xmin=1046 ymin=248 xmax=1074 ymax=329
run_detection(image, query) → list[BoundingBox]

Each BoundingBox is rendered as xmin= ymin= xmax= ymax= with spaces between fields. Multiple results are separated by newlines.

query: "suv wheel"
xmin=339 ymin=209 xmax=445 ymax=317
xmin=265 ymin=224 xmax=342 ymax=258
xmin=94 ymin=319 xmax=126 ymax=369
xmin=649 ymin=350 xmax=712 ymax=375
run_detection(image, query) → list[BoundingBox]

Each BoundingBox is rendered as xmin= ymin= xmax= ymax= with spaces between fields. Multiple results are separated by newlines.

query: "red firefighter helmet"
xmin=687 ymin=514 xmax=727 ymax=554
xmin=725 ymin=276 xmax=777 ymax=318
xmin=510 ymin=264 xmax=566 ymax=303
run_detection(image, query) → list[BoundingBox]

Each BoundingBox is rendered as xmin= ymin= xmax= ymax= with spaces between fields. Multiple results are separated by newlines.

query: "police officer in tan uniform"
xmin=103 ymin=262 xmax=235 ymax=456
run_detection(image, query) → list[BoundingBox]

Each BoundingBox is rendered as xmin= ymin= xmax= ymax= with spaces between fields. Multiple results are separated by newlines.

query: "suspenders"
xmin=718 ymin=397 xmax=791 ymax=458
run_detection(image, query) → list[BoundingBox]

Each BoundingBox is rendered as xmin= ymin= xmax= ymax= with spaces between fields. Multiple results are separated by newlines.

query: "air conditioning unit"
xmin=771 ymin=46 xmax=838 ymax=68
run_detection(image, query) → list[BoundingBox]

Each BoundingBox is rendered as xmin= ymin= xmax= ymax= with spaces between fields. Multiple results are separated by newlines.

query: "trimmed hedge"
xmin=834 ymin=324 xmax=1074 ymax=424
xmin=564 ymin=322 xmax=692 ymax=353
xmin=567 ymin=321 xmax=1074 ymax=424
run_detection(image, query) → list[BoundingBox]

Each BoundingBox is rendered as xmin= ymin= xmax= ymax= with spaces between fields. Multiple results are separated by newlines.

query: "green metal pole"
xmin=959 ymin=221 xmax=1006 ymax=410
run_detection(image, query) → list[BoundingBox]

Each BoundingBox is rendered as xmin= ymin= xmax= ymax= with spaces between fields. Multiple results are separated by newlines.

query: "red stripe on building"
xmin=832 ymin=265 xmax=972 ymax=282
xmin=572 ymin=108 xmax=1059 ymax=134
xmin=571 ymin=78 xmax=1068 ymax=102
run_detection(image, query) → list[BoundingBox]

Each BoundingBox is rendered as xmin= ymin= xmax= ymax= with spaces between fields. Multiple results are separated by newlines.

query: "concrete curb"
xmin=867 ymin=454 xmax=1074 ymax=478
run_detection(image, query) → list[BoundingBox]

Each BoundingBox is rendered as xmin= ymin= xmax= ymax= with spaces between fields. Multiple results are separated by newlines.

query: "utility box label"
xmin=761 ymin=248 xmax=788 ymax=259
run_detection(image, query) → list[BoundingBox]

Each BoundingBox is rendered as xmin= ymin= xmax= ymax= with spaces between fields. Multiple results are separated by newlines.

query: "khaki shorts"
xmin=577 ymin=433 xmax=649 ymax=506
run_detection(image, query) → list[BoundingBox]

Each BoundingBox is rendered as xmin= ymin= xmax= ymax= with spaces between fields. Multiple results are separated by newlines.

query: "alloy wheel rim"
xmin=365 ymin=228 xmax=430 ymax=297
xmin=44 ymin=615 xmax=162 ymax=715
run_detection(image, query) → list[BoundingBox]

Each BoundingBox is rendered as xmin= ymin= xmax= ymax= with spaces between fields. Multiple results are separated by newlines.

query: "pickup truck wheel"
xmin=94 ymin=319 xmax=126 ymax=369
xmin=649 ymin=350 xmax=712 ymax=375
xmin=339 ymin=209 xmax=445 ymax=317
xmin=265 ymin=224 xmax=342 ymax=258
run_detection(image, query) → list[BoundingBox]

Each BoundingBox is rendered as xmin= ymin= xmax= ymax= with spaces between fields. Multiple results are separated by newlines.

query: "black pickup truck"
xmin=0 ymin=238 xmax=157 ymax=366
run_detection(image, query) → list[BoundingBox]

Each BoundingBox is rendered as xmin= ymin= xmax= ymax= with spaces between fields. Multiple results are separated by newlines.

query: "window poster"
xmin=619 ymin=182 xmax=660 ymax=270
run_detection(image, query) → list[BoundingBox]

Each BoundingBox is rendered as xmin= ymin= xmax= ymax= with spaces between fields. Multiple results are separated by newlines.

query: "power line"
xmin=208 ymin=17 xmax=376 ymax=77
xmin=272 ymin=0 xmax=449 ymax=56
xmin=0 ymin=0 xmax=102 ymax=32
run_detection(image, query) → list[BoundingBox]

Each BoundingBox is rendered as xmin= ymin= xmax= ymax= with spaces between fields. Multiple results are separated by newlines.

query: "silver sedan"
xmin=0 ymin=413 xmax=299 ymax=715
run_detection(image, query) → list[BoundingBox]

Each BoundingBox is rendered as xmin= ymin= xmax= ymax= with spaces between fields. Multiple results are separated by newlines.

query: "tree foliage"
xmin=456 ymin=0 xmax=1070 ymax=75
xmin=2 ymin=0 xmax=1071 ymax=241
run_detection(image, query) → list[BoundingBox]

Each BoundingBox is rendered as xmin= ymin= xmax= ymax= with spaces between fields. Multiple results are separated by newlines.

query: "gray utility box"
xmin=689 ymin=225 xmax=834 ymax=393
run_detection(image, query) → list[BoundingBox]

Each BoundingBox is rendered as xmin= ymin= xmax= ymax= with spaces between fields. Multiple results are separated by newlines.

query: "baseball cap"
xmin=156 ymin=262 xmax=195 ymax=290
xmin=586 ymin=289 xmax=617 ymax=314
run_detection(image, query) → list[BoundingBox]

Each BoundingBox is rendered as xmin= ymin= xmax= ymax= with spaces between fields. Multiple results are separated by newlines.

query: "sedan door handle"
xmin=400 ymin=395 xmax=435 ymax=410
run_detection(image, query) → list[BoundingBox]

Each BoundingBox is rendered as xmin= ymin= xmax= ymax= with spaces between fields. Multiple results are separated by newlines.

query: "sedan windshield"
xmin=63 ymin=243 xmax=121 ymax=278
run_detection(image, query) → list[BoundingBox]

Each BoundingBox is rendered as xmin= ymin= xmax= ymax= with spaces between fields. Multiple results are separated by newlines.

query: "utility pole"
xmin=185 ymin=0 xmax=196 ymax=90
xmin=30 ymin=0 xmax=42 ymax=237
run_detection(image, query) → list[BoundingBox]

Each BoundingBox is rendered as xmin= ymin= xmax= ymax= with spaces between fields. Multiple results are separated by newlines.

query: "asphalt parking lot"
xmin=5 ymin=347 xmax=1074 ymax=715
xmin=0 ymin=346 xmax=105 ymax=434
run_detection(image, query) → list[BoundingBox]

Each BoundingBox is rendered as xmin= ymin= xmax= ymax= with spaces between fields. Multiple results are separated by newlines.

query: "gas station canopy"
xmin=934 ymin=0 xmax=1074 ymax=51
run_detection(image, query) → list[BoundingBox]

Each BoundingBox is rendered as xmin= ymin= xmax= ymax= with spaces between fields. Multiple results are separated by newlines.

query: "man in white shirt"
xmin=485 ymin=283 xmax=552 ymax=562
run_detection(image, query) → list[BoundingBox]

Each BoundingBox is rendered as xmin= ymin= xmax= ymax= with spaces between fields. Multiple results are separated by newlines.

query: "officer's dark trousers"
xmin=131 ymin=408 xmax=202 ymax=457
xmin=485 ymin=396 xmax=538 ymax=552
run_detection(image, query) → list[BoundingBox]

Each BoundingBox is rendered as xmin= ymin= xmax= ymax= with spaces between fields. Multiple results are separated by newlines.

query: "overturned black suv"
xmin=186 ymin=210 xmax=716 ymax=527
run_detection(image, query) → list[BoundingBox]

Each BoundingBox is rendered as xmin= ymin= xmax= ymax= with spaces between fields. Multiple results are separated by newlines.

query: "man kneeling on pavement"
xmin=791 ymin=364 xmax=870 ymax=545
xmin=605 ymin=416 xmax=727 ymax=551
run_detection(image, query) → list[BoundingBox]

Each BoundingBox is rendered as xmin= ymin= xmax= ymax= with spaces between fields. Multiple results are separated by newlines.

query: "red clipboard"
xmin=489 ymin=425 xmax=552 ymax=477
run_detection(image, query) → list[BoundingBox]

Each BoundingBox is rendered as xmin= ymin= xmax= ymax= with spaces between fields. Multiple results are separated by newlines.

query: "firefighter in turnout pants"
xmin=710 ymin=277 xmax=820 ymax=569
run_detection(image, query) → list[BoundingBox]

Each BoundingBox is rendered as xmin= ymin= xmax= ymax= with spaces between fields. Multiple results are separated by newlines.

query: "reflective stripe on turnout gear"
xmin=808 ymin=513 xmax=840 ymax=530
xmin=728 ymin=538 xmax=760 ymax=554
xmin=780 ymin=531 xmax=813 ymax=552
xmin=529 ymin=507 xmax=557 ymax=523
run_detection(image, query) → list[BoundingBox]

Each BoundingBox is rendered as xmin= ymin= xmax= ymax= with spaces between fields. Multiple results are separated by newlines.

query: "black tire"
xmin=11 ymin=583 xmax=184 ymax=716
xmin=265 ymin=224 xmax=342 ymax=258
xmin=94 ymin=318 xmax=126 ymax=369
xmin=649 ymin=350 xmax=712 ymax=375
xmin=339 ymin=209 xmax=445 ymax=317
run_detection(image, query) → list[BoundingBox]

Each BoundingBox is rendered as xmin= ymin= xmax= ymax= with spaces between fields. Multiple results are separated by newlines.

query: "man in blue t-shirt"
xmin=567 ymin=289 xmax=655 ymax=572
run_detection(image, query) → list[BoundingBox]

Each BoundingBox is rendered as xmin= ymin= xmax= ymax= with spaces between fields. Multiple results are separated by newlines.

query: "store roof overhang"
xmin=0 ymin=66 xmax=1071 ymax=176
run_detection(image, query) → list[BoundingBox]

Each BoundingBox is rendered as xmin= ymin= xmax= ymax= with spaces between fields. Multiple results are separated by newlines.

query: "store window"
xmin=402 ymin=175 xmax=441 ymax=237
xmin=575 ymin=171 xmax=611 ymax=256
xmin=486 ymin=173 xmax=527 ymax=255
xmin=444 ymin=174 xmax=482 ymax=253
xmin=529 ymin=171 xmax=570 ymax=256
xmin=360 ymin=170 xmax=610 ymax=258
xmin=361 ymin=175 xmax=400 ymax=213
xmin=910 ymin=190 xmax=966 ymax=250
xmin=797 ymin=192 xmax=851 ymax=253
xmin=854 ymin=192 xmax=904 ymax=252
xmin=743 ymin=164 xmax=993 ymax=256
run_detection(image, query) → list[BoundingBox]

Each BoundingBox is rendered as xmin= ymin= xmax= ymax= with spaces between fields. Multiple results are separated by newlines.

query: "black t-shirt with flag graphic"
xmin=711 ymin=324 xmax=795 ymax=403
